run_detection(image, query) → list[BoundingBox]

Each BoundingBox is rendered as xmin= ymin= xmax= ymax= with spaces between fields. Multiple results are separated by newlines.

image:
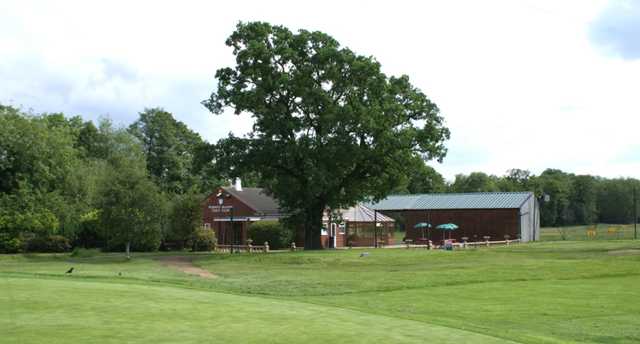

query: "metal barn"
xmin=368 ymin=192 xmax=540 ymax=243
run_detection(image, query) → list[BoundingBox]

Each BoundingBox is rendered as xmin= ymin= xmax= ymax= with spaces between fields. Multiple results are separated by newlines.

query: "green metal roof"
xmin=368 ymin=192 xmax=534 ymax=211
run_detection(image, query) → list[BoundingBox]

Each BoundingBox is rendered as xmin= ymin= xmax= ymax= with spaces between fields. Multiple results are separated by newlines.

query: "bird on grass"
xmin=65 ymin=267 xmax=74 ymax=274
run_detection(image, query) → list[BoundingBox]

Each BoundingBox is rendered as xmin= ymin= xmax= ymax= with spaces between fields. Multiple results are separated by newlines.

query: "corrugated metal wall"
xmin=519 ymin=196 xmax=540 ymax=242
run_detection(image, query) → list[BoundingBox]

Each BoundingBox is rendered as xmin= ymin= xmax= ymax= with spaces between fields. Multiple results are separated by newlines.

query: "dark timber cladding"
xmin=202 ymin=183 xmax=283 ymax=246
xmin=368 ymin=192 xmax=540 ymax=242
xmin=202 ymin=179 xmax=393 ymax=248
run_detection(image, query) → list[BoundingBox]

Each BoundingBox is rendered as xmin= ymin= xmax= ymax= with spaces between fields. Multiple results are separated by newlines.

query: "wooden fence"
xmin=212 ymin=238 xmax=520 ymax=253
xmin=214 ymin=242 xmax=269 ymax=253
xmin=459 ymin=239 xmax=520 ymax=248
xmin=401 ymin=239 xmax=521 ymax=249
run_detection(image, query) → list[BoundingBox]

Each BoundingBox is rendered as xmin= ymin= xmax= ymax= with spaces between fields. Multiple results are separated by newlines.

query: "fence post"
xmin=404 ymin=239 xmax=412 ymax=249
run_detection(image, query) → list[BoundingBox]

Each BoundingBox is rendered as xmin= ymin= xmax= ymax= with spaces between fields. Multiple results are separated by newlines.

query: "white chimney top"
xmin=234 ymin=178 xmax=242 ymax=191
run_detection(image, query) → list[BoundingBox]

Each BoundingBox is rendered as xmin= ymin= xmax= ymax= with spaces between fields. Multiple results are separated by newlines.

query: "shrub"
xmin=0 ymin=234 xmax=23 ymax=253
xmin=70 ymin=247 xmax=101 ymax=258
xmin=26 ymin=235 xmax=71 ymax=253
xmin=189 ymin=228 xmax=217 ymax=252
xmin=248 ymin=221 xmax=293 ymax=250
xmin=74 ymin=210 xmax=103 ymax=249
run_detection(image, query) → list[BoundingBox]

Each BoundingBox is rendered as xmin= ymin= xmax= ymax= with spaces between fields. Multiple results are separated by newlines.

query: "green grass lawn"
xmin=2 ymin=241 xmax=640 ymax=343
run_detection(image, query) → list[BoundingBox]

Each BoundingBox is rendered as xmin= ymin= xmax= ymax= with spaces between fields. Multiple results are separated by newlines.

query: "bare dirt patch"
xmin=158 ymin=256 xmax=216 ymax=278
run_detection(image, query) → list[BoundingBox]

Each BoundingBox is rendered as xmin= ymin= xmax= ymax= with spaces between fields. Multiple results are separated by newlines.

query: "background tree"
xmin=204 ymin=22 xmax=450 ymax=248
xmin=166 ymin=192 xmax=203 ymax=249
xmin=76 ymin=120 xmax=110 ymax=159
xmin=393 ymin=156 xmax=446 ymax=194
xmin=532 ymin=169 xmax=573 ymax=226
xmin=597 ymin=178 xmax=639 ymax=224
xmin=96 ymin=131 xmax=166 ymax=256
xmin=0 ymin=106 xmax=78 ymax=195
xmin=0 ymin=105 xmax=211 ymax=253
xmin=497 ymin=169 xmax=532 ymax=191
xmin=0 ymin=106 xmax=80 ymax=242
xmin=192 ymin=141 xmax=224 ymax=191
xmin=450 ymin=172 xmax=499 ymax=192
xmin=570 ymin=175 xmax=598 ymax=225
xmin=129 ymin=108 xmax=205 ymax=194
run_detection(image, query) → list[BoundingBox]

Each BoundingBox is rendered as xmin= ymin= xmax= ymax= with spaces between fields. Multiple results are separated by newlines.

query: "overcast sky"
xmin=1 ymin=0 xmax=638 ymax=180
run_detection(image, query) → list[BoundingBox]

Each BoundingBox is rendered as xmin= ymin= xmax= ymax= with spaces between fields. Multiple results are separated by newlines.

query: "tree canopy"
xmin=204 ymin=22 xmax=450 ymax=248
xmin=392 ymin=156 xmax=446 ymax=194
xmin=129 ymin=108 xmax=207 ymax=194
xmin=96 ymin=132 xmax=165 ymax=255
xmin=0 ymin=105 xmax=203 ymax=254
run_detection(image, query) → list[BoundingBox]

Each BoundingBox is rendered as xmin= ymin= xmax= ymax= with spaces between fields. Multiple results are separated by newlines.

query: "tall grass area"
xmin=2 ymin=241 xmax=640 ymax=343
xmin=541 ymin=223 xmax=638 ymax=241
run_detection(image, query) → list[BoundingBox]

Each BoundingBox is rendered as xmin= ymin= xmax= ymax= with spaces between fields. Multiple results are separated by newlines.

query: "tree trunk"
xmin=125 ymin=241 xmax=131 ymax=259
xmin=304 ymin=206 xmax=324 ymax=250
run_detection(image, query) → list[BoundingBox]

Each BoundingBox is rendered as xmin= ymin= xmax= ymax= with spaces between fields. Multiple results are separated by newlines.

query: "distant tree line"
xmin=1 ymin=103 xmax=638 ymax=252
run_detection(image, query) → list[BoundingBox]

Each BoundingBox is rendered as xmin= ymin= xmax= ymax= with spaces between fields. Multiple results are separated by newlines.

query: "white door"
xmin=331 ymin=223 xmax=337 ymax=248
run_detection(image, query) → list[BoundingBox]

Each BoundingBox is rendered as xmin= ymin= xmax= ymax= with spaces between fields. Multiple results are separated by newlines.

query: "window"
xmin=204 ymin=223 xmax=211 ymax=230
xmin=338 ymin=223 xmax=346 ymax=234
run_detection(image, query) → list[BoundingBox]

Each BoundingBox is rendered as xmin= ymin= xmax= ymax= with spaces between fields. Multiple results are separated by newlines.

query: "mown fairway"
xmin=2 ymin=241 xmax=640 ymax=343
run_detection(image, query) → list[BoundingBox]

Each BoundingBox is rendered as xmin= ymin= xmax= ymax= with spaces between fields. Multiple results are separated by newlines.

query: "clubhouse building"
xmin=203 ymin=181 xmax=539 ymax=248
xmin=202 ymin=180 xmax=395 ymax=248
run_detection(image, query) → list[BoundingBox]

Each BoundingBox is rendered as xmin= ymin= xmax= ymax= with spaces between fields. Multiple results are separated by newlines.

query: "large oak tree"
xmin=204 ymin=22 xmax=450 ymax=249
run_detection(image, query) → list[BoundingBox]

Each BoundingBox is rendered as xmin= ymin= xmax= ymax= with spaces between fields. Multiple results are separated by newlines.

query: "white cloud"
xmin=1 ymin=0 xmax=637 ymax=180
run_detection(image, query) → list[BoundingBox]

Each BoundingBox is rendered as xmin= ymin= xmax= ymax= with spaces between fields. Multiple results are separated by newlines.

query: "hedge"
xmin=247 ymin=221 xmax=293 ymax=250
xmin=25 ymin=235 xmax=71 ymax=253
